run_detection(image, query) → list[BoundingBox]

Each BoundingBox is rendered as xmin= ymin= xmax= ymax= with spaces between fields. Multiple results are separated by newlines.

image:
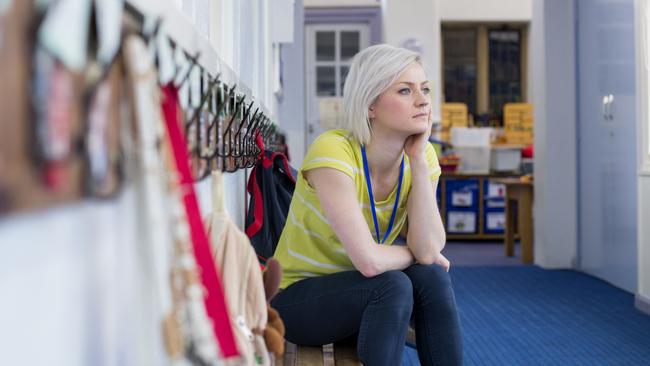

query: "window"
xmin=442 ymin=24 xmax=527 ymax=125
xmin=443 ymin=29 xmax=477 ymax=116
xmin=489 ymin=29 xmax=522 ymax=120
xmin=309 ymin=26 xmax=368 ymax=97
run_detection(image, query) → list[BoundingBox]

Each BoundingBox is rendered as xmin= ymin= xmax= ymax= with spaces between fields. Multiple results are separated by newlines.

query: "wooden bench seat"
xmin=277 ymin=342 xmax=362 ymax=366
xmin=277 ymin=328 xmax=416 ymax=365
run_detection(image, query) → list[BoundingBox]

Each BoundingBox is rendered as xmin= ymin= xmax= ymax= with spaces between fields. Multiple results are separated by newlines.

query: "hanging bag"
xmin=245 ymin=148 xmax=296 ymax=265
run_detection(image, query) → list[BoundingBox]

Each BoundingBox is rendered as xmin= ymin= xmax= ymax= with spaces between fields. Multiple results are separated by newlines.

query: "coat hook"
xmin=175 ymin=51 xmax=201 ymax=88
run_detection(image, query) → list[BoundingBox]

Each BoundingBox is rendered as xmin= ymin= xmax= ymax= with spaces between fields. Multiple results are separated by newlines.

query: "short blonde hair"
xmin=341 ymin=44 xmax=422 ymax=145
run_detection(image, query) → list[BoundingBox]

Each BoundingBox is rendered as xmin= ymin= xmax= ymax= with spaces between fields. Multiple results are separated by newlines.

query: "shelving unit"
xmin=438 ymin=173 xmax=522 ymax=241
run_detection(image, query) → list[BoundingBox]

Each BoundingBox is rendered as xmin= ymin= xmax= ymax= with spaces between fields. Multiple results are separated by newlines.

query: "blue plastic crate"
xmin=444 ymin=178 xmax=480 ymax=234
xmin=445 ymin=178 xmax=480 ymax=210
xmin=484 ymin=180 xmax=507 ymax=234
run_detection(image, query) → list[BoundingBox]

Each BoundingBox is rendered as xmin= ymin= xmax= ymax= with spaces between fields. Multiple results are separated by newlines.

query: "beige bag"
xmin=207 ymin=171 xmax=270 ymax=366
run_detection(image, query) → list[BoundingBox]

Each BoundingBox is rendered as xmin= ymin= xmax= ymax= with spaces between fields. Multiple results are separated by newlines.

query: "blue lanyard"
xmin=361 ymin=146 xmax=405 ymax=244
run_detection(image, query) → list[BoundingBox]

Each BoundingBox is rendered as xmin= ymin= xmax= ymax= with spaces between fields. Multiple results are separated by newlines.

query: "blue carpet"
xmin=402 ymin=266 xmax=650 ymax=366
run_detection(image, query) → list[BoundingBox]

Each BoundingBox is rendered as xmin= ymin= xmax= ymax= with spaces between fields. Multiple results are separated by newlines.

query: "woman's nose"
xmin=415 ymin=91 xmax=429 ymax=107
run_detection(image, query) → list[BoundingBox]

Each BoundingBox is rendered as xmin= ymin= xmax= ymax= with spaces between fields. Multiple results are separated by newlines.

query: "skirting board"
xmin=635 ymin=293 xmax=650 ymax=315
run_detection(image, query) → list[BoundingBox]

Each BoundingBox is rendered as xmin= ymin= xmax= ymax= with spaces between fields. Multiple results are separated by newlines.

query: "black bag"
xmin=245 ymin=150 xmax=296 ymax=264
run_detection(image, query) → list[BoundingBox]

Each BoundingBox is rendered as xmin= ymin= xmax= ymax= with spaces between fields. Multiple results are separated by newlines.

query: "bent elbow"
xmin=360 ymin=268 xmax=379 ymax=278
xmin=357 ymin=259 xmax=380 ymax=278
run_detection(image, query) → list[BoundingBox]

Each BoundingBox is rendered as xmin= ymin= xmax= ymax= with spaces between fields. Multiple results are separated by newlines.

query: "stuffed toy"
xmin=262 ymin=258 xmax=286 ymax=359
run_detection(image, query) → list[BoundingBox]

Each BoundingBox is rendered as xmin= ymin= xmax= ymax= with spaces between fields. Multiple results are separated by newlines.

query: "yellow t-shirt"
xmin=274 ymin=129 xmax=442 ymax=289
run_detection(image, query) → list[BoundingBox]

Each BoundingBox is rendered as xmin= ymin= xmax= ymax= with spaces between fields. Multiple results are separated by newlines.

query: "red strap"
xmin=161 ymin=84 xmax=239 ymax=358
xmin=245 ymin=165 xmax=264 ymax=238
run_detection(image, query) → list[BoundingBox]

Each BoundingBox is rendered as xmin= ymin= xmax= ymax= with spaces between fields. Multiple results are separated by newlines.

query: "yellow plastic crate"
xmin=504 ymin=103 xmax=534 ymax=145
xmin=440 ymin=103 xmax=469 ymax=142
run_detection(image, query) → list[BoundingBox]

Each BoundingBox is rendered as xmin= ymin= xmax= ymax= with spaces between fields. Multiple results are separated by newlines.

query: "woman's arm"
xmin=305 ymin=167 xmax=416 ymax=277
xmin=403 ymin=118 xmax=446 ymax=264
xmin=404 ymin=161 xmax=446 ymax=264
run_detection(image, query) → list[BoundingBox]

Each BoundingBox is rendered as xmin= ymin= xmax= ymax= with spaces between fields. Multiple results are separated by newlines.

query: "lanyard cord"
xmin=361 ymin=146 xmax=405 ymax=244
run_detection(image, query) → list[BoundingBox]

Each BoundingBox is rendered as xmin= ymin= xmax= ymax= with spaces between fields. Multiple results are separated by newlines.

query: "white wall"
xmin=635 ymin=0 xmax=650 ymax=314
xmin=0 ymin=188 xmax=163 ymax=366
xmin=383 ymin=0 xmax=442 ymax=122
xmin=440 ymin=0 xmax=532 ymax=22
xmin=638 ymin=175 xmax=650 ymax=313
xmin=278 ymin=0 xmax=306 ymax=168
xmin=529 ymin=0 xmax=578 ymax=269
xmin=202 ymin=0 xmax=277 ymax=117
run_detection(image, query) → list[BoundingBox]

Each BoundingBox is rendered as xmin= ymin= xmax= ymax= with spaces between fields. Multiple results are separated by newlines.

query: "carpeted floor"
xmin=403 ymin=266 xmax=650 ymax=365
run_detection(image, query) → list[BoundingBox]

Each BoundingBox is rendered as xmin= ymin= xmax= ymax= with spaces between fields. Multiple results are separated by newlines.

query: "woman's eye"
xmin=398 ymin=88 xmax=411 ymax=95
xmin=422 ymin=87 xmax=431 ymax=94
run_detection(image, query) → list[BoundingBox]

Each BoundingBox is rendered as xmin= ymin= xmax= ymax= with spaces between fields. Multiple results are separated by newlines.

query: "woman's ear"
xmin=368 ymin=105 xmax=375 ymax=119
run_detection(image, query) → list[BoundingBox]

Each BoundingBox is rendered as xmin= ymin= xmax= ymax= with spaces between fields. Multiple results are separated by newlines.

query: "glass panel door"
xmin=306 ymin=24 xmax=370 ymax=146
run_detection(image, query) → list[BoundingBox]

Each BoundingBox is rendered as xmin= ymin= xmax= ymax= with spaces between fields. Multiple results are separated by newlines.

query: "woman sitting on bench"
xmin=271 ymin=44 xmax=463 ymax=366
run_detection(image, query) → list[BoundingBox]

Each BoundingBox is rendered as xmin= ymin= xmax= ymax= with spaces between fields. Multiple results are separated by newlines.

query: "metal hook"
xmin=202 ymin=82 xmax=233 ymax=160
xmin=242 ymin=110 xmax=261 ymax=155
xmin=200 ymin=77 xmax=224 ymax=160
xmin=232 ymin=101 xmax=256 ymax=157
xmin=144 ymin=17 xmax=163 ymax=45
xmin=243 ymin=112 xmax=264 ymax=158
xmin=187 ymin=75 xmax=221 ymax=132
xmin=218 ymin=93 xmax=245 ymax=158
xmin=174 ymin=51 xmax=201 ymax=88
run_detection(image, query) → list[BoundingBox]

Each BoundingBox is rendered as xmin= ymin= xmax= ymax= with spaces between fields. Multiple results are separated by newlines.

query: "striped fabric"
xmin=275 ymin=129 xmax=441 ymax=289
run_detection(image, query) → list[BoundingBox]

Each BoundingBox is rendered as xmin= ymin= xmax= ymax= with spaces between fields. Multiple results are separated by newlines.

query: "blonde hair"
xmin=341 ymin=44 xmax=422 ymax=145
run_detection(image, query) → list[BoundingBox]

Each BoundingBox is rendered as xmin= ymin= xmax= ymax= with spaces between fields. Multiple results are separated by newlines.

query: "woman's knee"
xmin=406 ymin=264 xmax=454 ymax=296
xmin=370 ymin=270 xmax=414 ymax=307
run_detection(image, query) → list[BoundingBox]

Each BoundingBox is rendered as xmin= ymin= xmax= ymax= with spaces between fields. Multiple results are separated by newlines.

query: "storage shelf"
xmin=439 ymin=173 xmax=523 ymax=241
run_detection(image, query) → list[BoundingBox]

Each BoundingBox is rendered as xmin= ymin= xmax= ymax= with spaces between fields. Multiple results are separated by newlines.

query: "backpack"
xmin=245 ymin=150 xmax=296 ymax=265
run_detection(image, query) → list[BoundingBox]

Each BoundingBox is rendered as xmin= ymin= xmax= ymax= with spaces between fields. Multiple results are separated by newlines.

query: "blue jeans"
xmin=270 ymin=264 xmax=463 ymax=366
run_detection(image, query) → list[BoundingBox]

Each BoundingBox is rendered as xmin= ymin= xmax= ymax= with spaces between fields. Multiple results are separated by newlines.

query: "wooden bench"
xmin=277 ymin=328 xmax=416 ymax=365
xmin=277 ymin=342 xmax=361 ymax=366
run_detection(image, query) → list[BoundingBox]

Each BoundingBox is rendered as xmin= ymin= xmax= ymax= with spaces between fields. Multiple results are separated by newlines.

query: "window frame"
xmin=307 ymin=24 xmax=369 ymax=97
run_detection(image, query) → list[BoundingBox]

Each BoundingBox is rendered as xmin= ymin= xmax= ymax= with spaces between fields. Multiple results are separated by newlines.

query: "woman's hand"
xmin=431 ymin=252 xmax=451 ymax=272
xmin=404 ymin=110 xmax=433 ymax=160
